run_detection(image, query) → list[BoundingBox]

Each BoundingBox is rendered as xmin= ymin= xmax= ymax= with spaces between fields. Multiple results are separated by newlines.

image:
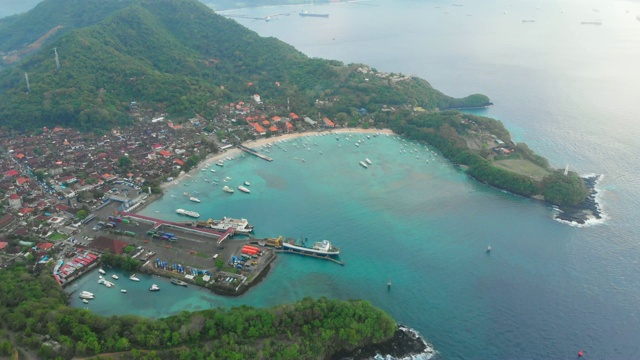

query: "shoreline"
xmin=553 ymin=174 xmax=605 ymax=227
xmin=159 ymin=128 xmax=394 ymax=192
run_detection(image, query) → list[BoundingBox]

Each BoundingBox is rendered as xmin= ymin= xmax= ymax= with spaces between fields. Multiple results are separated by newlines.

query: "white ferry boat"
xmin=282 ymin=238 xmax=340 ymax=256
xmin=223 ymin=186 xmax=234 ymax=193
xmin=176 ymin=208 xmax=200 ymax=218
xmin=189 ymin=197 xmax=201 ymax=203
xmin=209 ymin=217 xmax=254 ymax=234
xmin=359 ymin=161 xmax=368 ymax=168
xmin=238 ymin=185 xmax=250 ymax=194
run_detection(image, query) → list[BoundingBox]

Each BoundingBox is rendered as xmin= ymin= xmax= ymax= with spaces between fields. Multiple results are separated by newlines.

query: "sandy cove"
xmin=161 ymin=128 xmax=394 ymax=191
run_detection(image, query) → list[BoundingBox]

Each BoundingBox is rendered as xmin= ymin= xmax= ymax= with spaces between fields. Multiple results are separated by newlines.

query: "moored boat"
xmin=238 ymin=185 xmax=250 ymax=193
xmin=216 ymin=160 xmax=224 ymax=166
xmin=82 ymin=299 xmax=89 ymax=304
xmin=244 ymin=181 xmax=251 ymax=186
xmin=129 ymin=274 xmax=140 ymax=281
xmin=149 ymin=284 xmax=160 ymax=291
xmin=111 ymin=274 xmax=119 ymax=280
xmin=282 ymin=238 xmax=340 ymax=256
xmin=365 ymin=158 xmax=372 ymax=165
xmin=79 ymin=291 xmax=94 ymax=299
xmin=223 ymin=185 xmax=234 ymax=193
xmin=120 ymin=289 xmax=127 ymax=293
xmin=98 ymin=268 xmax=106 ymax=275
xmin=176 ymin=208 xmax=200 ymax=218
xmin=171 ymin=279 xmax=188 ymax=286
xmin=189 ymin=196 xmax=201 ymax=203
xmin=359 ymin=161 xmax=368 ymax=168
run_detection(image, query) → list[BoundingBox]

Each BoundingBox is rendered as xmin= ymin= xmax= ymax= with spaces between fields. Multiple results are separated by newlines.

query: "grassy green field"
xmin=493 ymin=159 xmax=550 ymax=180
xmin=47 ymin=232 xmax=68 ymax=241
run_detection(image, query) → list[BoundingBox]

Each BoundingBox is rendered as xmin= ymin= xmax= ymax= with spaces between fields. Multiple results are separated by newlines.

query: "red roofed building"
xmin=18 ymin=207 xmax=35 ymax=216
xmin=90 ymin=236 xmax=128 ymax=254
xmin=5 ymin=169 xmax=19 ymax=177
xmin=37 ymin=242 xmax=54 ymax=251
xmin=9 ymin=194 xmax=22 ymax=209
xmin=289 ymin=112 xmax=300 ymax=120
xmin=271 ymin=116 xmax=282 ymax=122
xmin=16 ymin=177 xmax=29 ymax=186
xmin=174 ymin=159 xmax=185 ymax=166
xmin=158 ymin=150 xmax=171 ymax=157
xmin=269 ymin=125 xmax=279 ymax=132
xmin=254 ymin=124 xmax=266 ymax=134
xmin=285 ymin=121 xmax=294 ymax=132
xmin=0 ymin=242 xmax=8 ymax=251
xmin=323 ymin=117 xmax=335 ymax=128
xmin=262 ymin=120 xmax=270 ymax=126
xmin=16 ymin=154 xmax=25 ymax=159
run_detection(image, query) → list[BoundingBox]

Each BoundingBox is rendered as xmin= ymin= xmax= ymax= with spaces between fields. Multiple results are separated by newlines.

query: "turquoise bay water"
xmin=70 ymin=0 xmax=640 ymax=359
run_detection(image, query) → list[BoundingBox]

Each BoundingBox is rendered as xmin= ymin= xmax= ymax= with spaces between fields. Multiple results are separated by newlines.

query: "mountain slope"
xmin=0 ymin=0 xmax=135 ymax=52
xmin=0 ymin=0 xmax=484 ymax=131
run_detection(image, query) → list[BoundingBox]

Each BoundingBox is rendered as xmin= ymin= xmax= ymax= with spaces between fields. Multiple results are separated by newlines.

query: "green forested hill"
xmin=0 ymin=0 xmax=135 ymax=52
xmin=0 ymin=0 xmax=485 ymax=131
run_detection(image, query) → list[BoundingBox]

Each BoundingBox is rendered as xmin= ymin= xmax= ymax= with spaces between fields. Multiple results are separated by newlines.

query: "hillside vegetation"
xmin=0 ymin=264 xmax=396 ymax=359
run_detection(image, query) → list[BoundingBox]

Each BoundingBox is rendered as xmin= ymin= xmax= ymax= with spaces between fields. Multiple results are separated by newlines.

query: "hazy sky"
xmin=0 ymin=0 xmax=42 ymax=18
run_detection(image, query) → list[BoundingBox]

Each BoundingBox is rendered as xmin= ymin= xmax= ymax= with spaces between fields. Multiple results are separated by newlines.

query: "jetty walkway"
xmin=121 ymin=212 xmax=235 ymax=244
xmin=237 ymin=144 xmax=273 ymax=161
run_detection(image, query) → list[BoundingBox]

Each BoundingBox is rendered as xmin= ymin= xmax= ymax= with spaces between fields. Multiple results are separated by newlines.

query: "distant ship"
xmin=189 ymin=196 xmax=201 ymax=203
xmin=176 ymin=208 xmax=200 ymax=218
xmin=209 ymin=217 xmax=254 ymax=234
xmin=238 ymin=185 xmax=251 ymax=193
xmin=282 ymin=238 xmax=340 ymax=256
xmin=300 ymin=10 xmax=329 ymax=18
xmin=581 ymin=20 xmax=602 ymax=25
xmin=223 ymin=185 xmax=234 ymax=193
xmin=359 ymin=161 xmax=368 ymax=168
xmin=522 ymin=19 xmax=536 ymax=23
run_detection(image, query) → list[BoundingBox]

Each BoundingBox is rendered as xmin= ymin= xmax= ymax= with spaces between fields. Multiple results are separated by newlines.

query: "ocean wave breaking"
xmin=553 ymin=174 xmax=606 ymax=227
xmin=335 ymin=325 xmax=437 ymax=360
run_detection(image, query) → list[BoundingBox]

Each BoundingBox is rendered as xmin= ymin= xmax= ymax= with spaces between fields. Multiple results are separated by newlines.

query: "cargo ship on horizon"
xmin=300 ymin=10 xmax=329 ymax=18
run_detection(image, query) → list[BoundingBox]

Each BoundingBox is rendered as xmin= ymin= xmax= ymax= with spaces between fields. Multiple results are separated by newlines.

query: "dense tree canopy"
xmin=0 ymin=264 xmax=396 ymax=359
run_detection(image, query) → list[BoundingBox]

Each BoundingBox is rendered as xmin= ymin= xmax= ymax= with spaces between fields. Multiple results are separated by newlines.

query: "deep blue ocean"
xmin=67 ymin=0 xmax=640 ymax=359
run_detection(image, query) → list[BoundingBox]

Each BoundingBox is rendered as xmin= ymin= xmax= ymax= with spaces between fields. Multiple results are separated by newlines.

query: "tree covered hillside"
xmin=0 ymin=264 xmax=396 ymax=359
xmin=0 ymin=0 xmax=486 ymax=131
xmin=0 ymin=0 xmax=135 ymax=52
